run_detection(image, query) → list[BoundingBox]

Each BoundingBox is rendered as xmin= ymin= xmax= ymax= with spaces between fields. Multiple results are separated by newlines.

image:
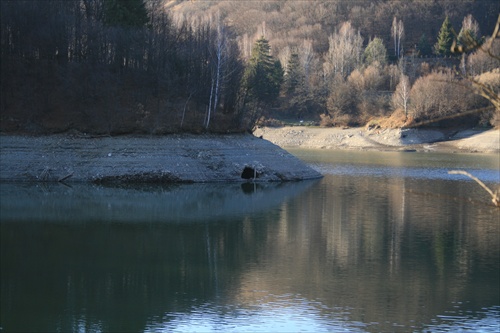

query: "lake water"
xmin=1 ymin=149 xmax=499 ymax=332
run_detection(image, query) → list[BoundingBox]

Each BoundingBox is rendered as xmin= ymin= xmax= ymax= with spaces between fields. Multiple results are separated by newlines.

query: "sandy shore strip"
xmin=253 ymin=126 xmax=500 ymax=153
xmin=0 ymin=133 xmax=322 ymax=183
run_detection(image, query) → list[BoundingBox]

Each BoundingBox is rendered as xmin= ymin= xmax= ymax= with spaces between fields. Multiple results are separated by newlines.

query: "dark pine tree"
xmin=434 ymin=16 xmax=454 ymax=56
xmin=243 ymin=36 xmax=283 ymax=104
xmin=418 ymin=33 xmax=432 ymax=56
xmin=284 ymin=52 xmax=301 ymax=94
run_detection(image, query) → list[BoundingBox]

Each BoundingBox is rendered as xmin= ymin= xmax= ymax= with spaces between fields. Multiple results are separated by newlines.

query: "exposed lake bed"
xmin=254 ymin=126 xmax=500 ymax=153
xmin=1 ymin=127 xmax=497 ymax=184
xmin=0 ymin=133 xmax=322 ymax=183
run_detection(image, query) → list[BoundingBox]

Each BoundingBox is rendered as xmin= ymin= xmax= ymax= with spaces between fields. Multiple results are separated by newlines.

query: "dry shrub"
xmin=347 ymin=64 xmax=385 ymax=91
xmin=319 ymin=113 xmax=335 ymax=127
xmin=480 ymin=109 xmax=500 ymax=127
xmin=475 ymin=69 xmax=500 ymax=88
xmin=387 ymin=64 xmax=401 ymax=91
xmin=326 ymin=75 xmax=358 ymax=119
xmin=419 ymin=62 xmax=431 ymax=77
xmin=257 ymin=117 xmax=284 ymax=127
xmin=490 ymin=111 xmax=499 ymax=128
xmin=348 ymin=69 xmax=364 ymax=91
xmin=333 ymin=114 xmax=354 ymax=127
xmin=362 ymin=64 xmax=385 ymax=90
xmin=379 ymin=108 xmax=413 ymax=128
xmin=319 ymin=113 xmax=353 ymax=127
xmin=325 ymin=64 xmax=393 ymax=126
xmin=475 ymin=70 xmax=500 ymax=126
xmin=409 ymin=70 xmax=475 ymax=122
xmin=467 ymin=37 xmax=500 ymax=76
xmin=351 ymin=65 xmax=389 ymax=119
xmin=358 ymin=93 xmax=390 ymax=119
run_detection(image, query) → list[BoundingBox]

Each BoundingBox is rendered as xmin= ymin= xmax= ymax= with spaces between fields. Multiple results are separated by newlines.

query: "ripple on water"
xmin=423 ymin=305 xmax=500 ymax=333
xmin=312 ymin=163 xmax=500 ymax=183
xmin=144 ymin=297 xmax=369 ymax=333
xmin=144 ymin=302 xmax=500 ymax=333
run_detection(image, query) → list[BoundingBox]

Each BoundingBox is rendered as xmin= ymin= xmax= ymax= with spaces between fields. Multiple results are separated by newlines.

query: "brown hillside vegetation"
xmin=166 ymin=0 xmax=498 ymax=57
xmin=1 ymin=0 xmax=498 ymax=134
xmin=168 ymin=0 xmax=499 ymax=128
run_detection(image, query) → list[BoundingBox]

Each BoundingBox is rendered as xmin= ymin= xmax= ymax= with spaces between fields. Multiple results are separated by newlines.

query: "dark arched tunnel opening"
xmin=241 ymin=166 xmax=257 ymax=180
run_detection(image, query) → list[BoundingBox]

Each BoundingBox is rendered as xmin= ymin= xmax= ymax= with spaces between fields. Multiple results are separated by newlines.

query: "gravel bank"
xmin=254 ymin=127 xmax=500 ymax=153
xmin=0 ymin=134 xmax=322 ymax=183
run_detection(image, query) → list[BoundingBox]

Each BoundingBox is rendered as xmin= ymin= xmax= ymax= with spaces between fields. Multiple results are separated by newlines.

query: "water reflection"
xmin=266 ymin=173 xmax=499 ymax=332
xmin=148 ymin=297 xmax=367 ymax=333
xmin=0 ymin=180 xmax=316 ymax=223
xmin=292 ymin=148 xmax=500 ymax=183
xmin=1 ymin=151 xmax=499 ymax=332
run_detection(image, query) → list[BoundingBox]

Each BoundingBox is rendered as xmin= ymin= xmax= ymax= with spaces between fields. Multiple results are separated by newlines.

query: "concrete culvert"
xmin=241 ymin=166 xmax=257 ymax=180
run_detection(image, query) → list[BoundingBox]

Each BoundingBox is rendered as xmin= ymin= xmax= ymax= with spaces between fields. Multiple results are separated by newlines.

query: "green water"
xmin=1 ymin=150 xmax=499 ymax=332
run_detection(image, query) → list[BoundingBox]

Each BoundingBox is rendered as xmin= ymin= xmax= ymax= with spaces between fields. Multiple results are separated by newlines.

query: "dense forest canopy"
xmin=1 ymin=0 xmax=499 ymax=134
xmin=1 ymin=0 xmax=245 ymax=134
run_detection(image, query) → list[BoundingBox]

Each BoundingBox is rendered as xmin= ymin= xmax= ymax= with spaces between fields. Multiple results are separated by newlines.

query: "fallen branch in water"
xmin=448 ymin=170 xmax=500 ymax=207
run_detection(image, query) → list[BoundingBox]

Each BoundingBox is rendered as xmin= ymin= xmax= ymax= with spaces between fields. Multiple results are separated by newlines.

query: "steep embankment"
xmin=253 ymin=127 xmax=500 ymax=153
xmin=0 ymin=134 xmax=322 ymax=183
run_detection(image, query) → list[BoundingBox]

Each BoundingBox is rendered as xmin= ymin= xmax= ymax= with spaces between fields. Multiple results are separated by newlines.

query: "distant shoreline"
xmin=253 ymin=126 xmax=500 ymax=154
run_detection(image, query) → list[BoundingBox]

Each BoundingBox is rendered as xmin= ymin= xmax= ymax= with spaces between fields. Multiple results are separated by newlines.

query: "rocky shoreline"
xmin=0 ymin=134 xmax=322 ymax=183
xmin=254 ymin=126 xmax=500 ymax=154
xmin=1 ymin=127 xmax=497 ymax=184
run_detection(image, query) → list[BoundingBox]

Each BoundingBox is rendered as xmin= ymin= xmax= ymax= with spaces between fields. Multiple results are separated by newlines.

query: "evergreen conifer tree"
xmin=434 ymin=16 xmax=454 ymax=56
xmin=457 ymin=14 xmax=483 ymax=53
xmin=243 ymin=36 xmax=283 ymax=104
xmin=282 ymin=51 xmax=313 ymax=119
xmin=363 ymin=37 xmax=387 ymax=66
xmin=418 ymin=34 xmax=432 ymax=56
xmin=284 ymin=52 xmax=301 ymax=94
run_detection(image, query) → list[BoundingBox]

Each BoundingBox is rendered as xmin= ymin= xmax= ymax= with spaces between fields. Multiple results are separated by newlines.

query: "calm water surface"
xmin=1 ymin=150 xmax=499 ymax=332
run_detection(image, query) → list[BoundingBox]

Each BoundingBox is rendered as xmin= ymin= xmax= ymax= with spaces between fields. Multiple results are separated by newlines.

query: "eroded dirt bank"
xmin=0 ymin=134 xmax=322 ymax=183
xmin=254 ymin=127 xmax=500 ymax=153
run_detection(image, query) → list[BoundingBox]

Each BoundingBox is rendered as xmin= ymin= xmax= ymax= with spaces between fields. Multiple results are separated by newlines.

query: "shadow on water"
xmin=0 ymin=180 xmax=318 ymax=224
xmin=0 ymin=180 xmax=320 ymax=332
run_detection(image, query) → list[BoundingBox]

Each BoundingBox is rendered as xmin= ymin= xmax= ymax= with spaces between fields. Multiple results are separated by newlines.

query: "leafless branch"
xmin=448 ymin=170 xmax=499 ymax=207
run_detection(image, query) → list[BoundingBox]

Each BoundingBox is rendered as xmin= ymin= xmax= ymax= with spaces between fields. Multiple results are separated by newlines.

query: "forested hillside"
xmin=169 ymin=0 xmax=499 ymax=127
xmin=1 ymin=0 xmax=499 ymax=134
xmin=167 ymin=0 xmax=498 ymax=58
xmin=1 ymin=0 xmax=245 ymax=134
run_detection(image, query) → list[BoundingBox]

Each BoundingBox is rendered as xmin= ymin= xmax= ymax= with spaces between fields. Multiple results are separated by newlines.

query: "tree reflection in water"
xmin=1 ymin=151 xmax=499 ymax=332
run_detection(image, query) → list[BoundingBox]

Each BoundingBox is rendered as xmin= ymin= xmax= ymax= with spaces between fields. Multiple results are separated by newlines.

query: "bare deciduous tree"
xmin=391 ymin=17 xmax=404 ymax=58
xmin=392 ymin=74 xmax=411 ymax=120
xmin=300 ymin=39 xmax=314 ymax=85
xmin=278 ymin=46 xmax=291 ymax=74
xmin=323 ymin=21 xmax=363 ymax=79
xmin=409 ymin=71 xmax=475 ymax=122
xmin=326 ymin=75 xmax=356 ymax=117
